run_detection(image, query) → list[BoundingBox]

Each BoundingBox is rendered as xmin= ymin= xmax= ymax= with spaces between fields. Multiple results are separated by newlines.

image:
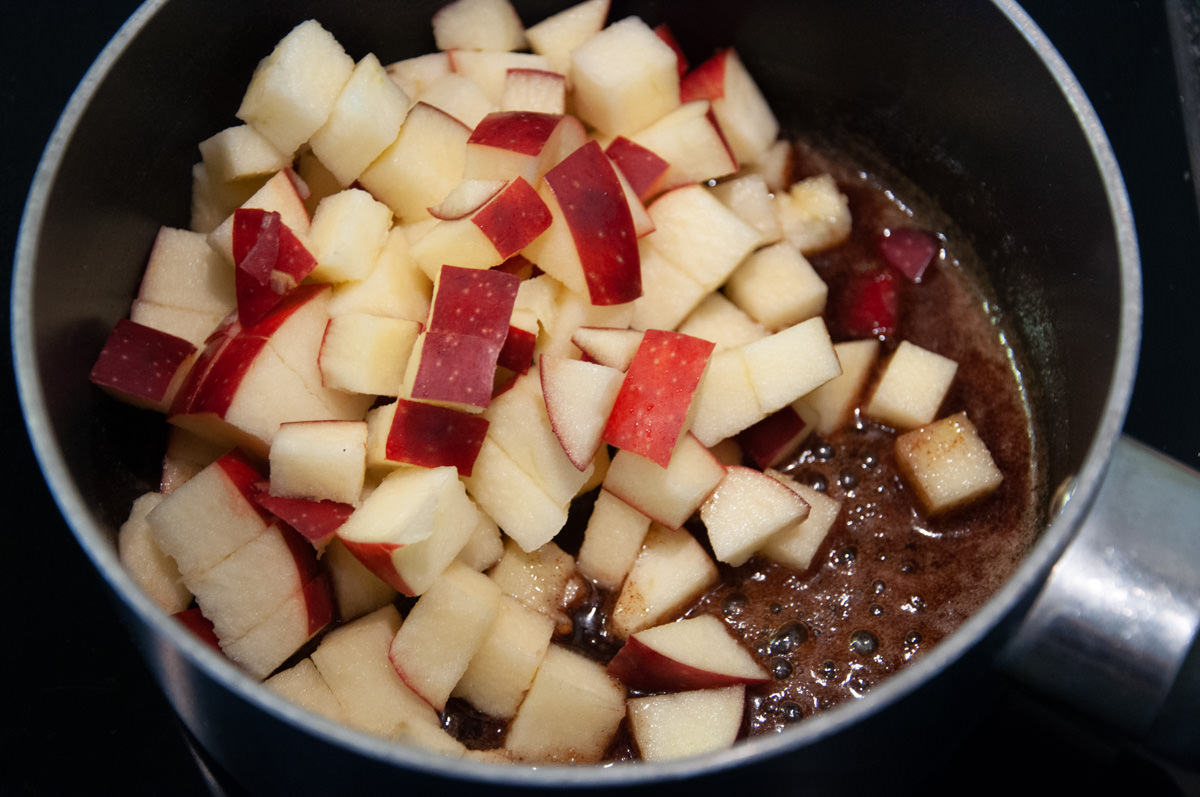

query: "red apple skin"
xmin=603 ymin=330 xmax=715 ymax=467
xmin=606 ymin=635 xmax=771 ymax=692
xmin=385 ymin=398 xmax=490 ymax=475
xmin=337 ymin=538 xmax=414 ymax=595
xmin=497 ymin=324 xmax=537 ymax=374
xmin=233 ymin=209 xmax=318 ymax=326
xmin=605 ymin=137 xmax=670 ymax=201
xmin=493 ymin=254 xmax=536 ymax=280
xmin=299 ymin=572 xmax=335 ymax=637
xmin=680 ymin=49 xmax=729 ymax=103
xmin=428 ymin=265 xmax=521 ymax=347
xmin=469 ymin=110 xmax=564 ymax=156
xmin=737 ymin=405 xmax=809 ymax=469
xmin=653 ymin=23 xmax=689 ymax=77
xmin=89 ymin=319 xmax=197 ymax=409
xmin=543 ymin=140 xmax=642 ymax=306
xmin=173 ymin=608 xmax=222 ymax=651
xmin=472 ymin=177 xmax=553 ymax=259
xmin=836 ymin=268 xmax=899 ymax=340
xmin=215 ymin=450 xmax=274 ymax=521
xmin=252 ymin=490 xmax=354 ymax=546
xmin=878 ymin=227 xmax=940 ymax=282
xmin=410 ymin=330 xmax=503 ymax=409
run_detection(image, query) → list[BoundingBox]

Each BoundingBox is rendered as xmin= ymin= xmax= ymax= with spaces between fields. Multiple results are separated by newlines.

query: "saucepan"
xmin=13 ymin=0 xmax=1200 ymax=793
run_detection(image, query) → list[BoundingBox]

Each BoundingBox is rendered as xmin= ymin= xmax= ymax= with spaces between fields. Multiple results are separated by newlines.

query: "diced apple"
xmin=539 ymin=353 xmax=624 ymax=470
xmin=309 ymin=53 xmax=413 ymax=187
xmin=335 ymin=465 xmax=480 ymax=596
xmin=310 ymin=605 xmax=443 ymax=738
xmin=89 ymin=319 xmax=196 ymax=412
xmin=232 ymin=208 xmax=319 ymax=326
xmin=760 ymin=470 xmax=842 ymax=571
xmin=220 ymin=571 xmax=333 ymax=679
xmin=388 ymin=561 xmax=503 ymax=711
xmin=265 ymin=658 xmax=347 ymax=724
xmin=709 ymin=173 xmax=782 ymax=247
xmin=433 ymin=0 xmax=527 ymax=52
xmin=503 ymin=644 xmax=626 ymax=763
xmin=208 ymin=168 xmax=312 ymax=266
xmin=462 ymin=436 xmax=570 ymax=552
xmin=307 ymin=189 xmax=394 ymax=284
xmin=465 ymin=111 xmax=586 ymax=187
xmin=603 ymin=434 xmax=726 ymax=530
xmin=268 ymin=420 xmax=367 ymax=505
xmin=488 ymin=538 xmax=578 ymax=625
xmin=680 ymin=47 xmax=778 ymax=165
xmin=895 ymin=412 xmax=1003 ymax=515
xmin=159 ymin=426 xmax=231 ymax=495
xmin=456 ymin=510 xmax=505 ymax=572
xmin=358 ymin=102 xmax=472 ymax=223
xmin=117 ymin=491 xmax=191 ymax=614
xmin=449 ymin=50 xmax=551 ymax=106
xmin=805 ymin=339 xmax=879 ymax=435
xmin=629 ymin=241 xmax=708 ymax=332
xmin=611 ymin=523 xmax=719 ymax=638
xmin=677 ymin=292 xmax=767 ymax=352
xmin=524 ymin=0 xmax=610 ymax=77
xmin=323 ymin=537 xmax=398 ymax=622
xmin=452 ymin=594 xmax=556 ymax=719
xmin=190 ymin=161 xmax=264 ymax=235
xmin=626 ymin=686 xmax=745 ymax=761
xmin=725 ymin=242 xmax=828 ymax=331
xmin=602 ymin=329 xmax=715 ymax=467
xmin=129 ymin=300 xmax=226 ymax=351
xmin=198 ymin=123 xmax=289 ymax=185
xmin=327 ymin=227 xmax=432 ymax=323
xmin=865 ymin=340 xmax=958 ymax=430
xmin=386 ymin=51 xmax=453 ymax=98
xmin=742 ymin=316 xmax=842 ymax=415
xmin=607 ymin=614 xmax=768 ymax=691
xmin=700 ymin=465 xmax=810 ymax=566
xmin=384 ymin=397 xmax=490 ymax=475
xmin=879 ymin=227 xmax=941 ymax=282
xmin=645 ymin=183 xmax=760 ymax=292
xmin=736 ymin=400 xmax=818 ymax=470
xmin=576 ymin=488 xmax=652 ymax=590
xmin=628 ymin=100 xmax=738 ymax=192
xmin=605 ymin=135 xmax=670 ymax=205
xmin=252 ymin=491 xmax=353 ymax=551
xmin=501 ymin=68 xmax=566 ymax=114
xmin=569 ymin=16 xmax=680 ymax=137
xmin=835 ymin=267 xmax=899 ymax=340
xmin=236 ymin=20 xmax=355 ymax=157
xmin=774 ymin=173 xmax=852 ymax=255
xmin=318 ymin=313 xmax=421 ymax=397
xmin=571 ymin=326 xmax=644 ymax=370
xmin=687 ymin=346 xmax=764 ymax=448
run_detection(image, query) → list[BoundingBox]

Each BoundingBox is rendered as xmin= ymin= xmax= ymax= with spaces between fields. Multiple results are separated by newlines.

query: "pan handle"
xmin=999 ymin=436 xmax=1200 ymax=768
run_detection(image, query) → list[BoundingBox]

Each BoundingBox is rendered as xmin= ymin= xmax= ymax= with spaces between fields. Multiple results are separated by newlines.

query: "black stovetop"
xmin=3 ymin=1 xmax=1198 ymax=795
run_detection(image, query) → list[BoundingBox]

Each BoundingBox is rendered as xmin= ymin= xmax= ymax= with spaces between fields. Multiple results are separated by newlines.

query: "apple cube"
xmin=645 ymin=183 xmax=760 ymax=292
xmin=629 ymin=241 xmax=708 ymax=333
xmin=220 ymin=571 xmax=333 ymax=679
xmin=464 ymin=111 xmax=585 ymax=187
xmin=524 ymin=0 xmax=610 ymax=77
xmin=760 ymin=470 xmax=843 ymax=571
xmin=452 ymin=594 xmax=556 ymax=719
xmin=742 ymin=316 xmax=842 ymax=414
xmin=603 ymin=433 xmax=726 ymax=530
xmin=677 ymin=292 xmax=767 ymax=352
xmin=805 ymin=339 xmax=879 ymax=435
xmin=448 ymin=50 xmax=551 ymax=106
xmin=456 ymin=510 xmax=505 ymax=572
xmin=774 ymin=173 xmax=852 ymax=255
xmin=232 ymin=208 xmax=319 ymax=326
xmin=709 ymin=173 xmax=782 ymax=247
xmin=335 ymin=465 xmax=480 ymax=596
xmin=319 ymin=313 xmax=421 ymax=397
xmin=462 ymin=436 xmax=570 ymax=552
xmin=327 ymin=227 xmax=432 ymax=323
xmin=358 ymin=102 xmax=472 ymax=223
xmin=386 ymin=52 xmax=453 ymax=98
xmin=628 ymin=100 xmax=738 ymax=192
xmin=488 ymin=537 xmax=579 ymax=624
xmin=309 ymin=53 xmax=412 ymax=187
xmin=404 ymin=330 xmax=504 ymax=412
xmin=310 ymin=605 xmax=443 ymax=738
xmin=89 ymin=319 xmax=196 ymax=412
xmin=189 ymin=160 xmax=264 ymax=235
xmin=836 ymin=266 xmax=900 ymax=340
xmin=388 ymin=561 xmax=502 ymax=711
xmin=865 ymin=341 xmax=958 ymax=430
xmin=742 ymin=138 xmax=795 ymax=193
xmin=323 ymin=537 xmax=398 ymax=622
xmin=607 ymin=614 xmax=768 ymax=691
xmin=569 ymin=16 xmax=680 ymax=137
xmin=432 ymin=0 xmax=527 ymax=52
xmin=117 ymin=491 xmax=191 ymax=614
xmin=384 ymin=397 xmax=490 ymax=475
xmin=736 ymin=400 xmax=818 ymax=470
xmin=159 ymin=427 xmax=231 ymax=495
xmin=207 ymin=168 xmax=312 ymax=266
xmin=268 ymin=420 xmax=367 ymax=505
xmin=611 ymin=523 xmax=719 ymax=638
xmin=571 ymin=326 xmax=644 ymax=370
xmin=501 ymin=68 xmax=566 ymax=114
xmin=895 ymin=412 xmax=1003 ymax=515
xmin=307 ymin=189 xmax=393 ymax=284
xmin=700 ymin=465 xmax=810 ymax=566
xmin=687 ymin=347 xmax=764 ymax=448
xmin=627 ymin=686 xmax=745 ymax=761
xmin=251 ymin=491 xmax=354 ymax=551
xmin=503 ymin=644 xmax=626 ymax=763
xmin=576 ymin=488 xmax=652 ymax=590
xmin=236 ymin=20 xmax=354 ymax=157
xmin=265 ymin=658 xmax=347 ymax=725
xmin=523 ymin=140 xmax=641 ymax=305
xmin=198 ymin=124 xmax=291 ymax=184
xmin=879 ymin=227 xmax=942 ymax=282
xmin=602 ymin=330 xmax=715 ymax=467
xmin=605 ymin=135 xmax=670 ymax=202
xmin=539 ymin=353 xmax=624 ymax=470
xmin=680 ymin=47 xmax=779 ymax=165
xmin=147 ymin=451 xmax=271 ymax=579
xmin=725 ymin=242 xmax=828 ymax=331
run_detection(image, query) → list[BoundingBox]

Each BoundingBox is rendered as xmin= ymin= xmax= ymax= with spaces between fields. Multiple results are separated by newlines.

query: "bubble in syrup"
xmin=900 ymin=560 xmax=917 ymax=574
xmin=832 ymin=546 xmax=857 ymax=567
xmin=849 ymin=629 xmax=879 ymax=657
xmin=872 ymin=580 xmax=886 ymax=595
xmin=769 ymin=621 xmax=808 ymax=654
xmin=721 ymin=592 xmax=748 ymax=616
xmin=815 ymin=443 xmax=835 ymax=461
xmin=906 ymin=595 xmax=925 ymax=613
xmin=769 ymin=602 xmax=783 ymax=615
xmin=862 ymin=453 xmax=879 ymax=469
xmin=838 ymin=470 xmax=859 ymax=489
xmin=820 ymin=660 xmax=838 ymax=680
xmin=781 ymin=701 xmax=804 ymax=722
xmin=770 ymin=657 xmax=794 ymax=679
xmin=808 ymin=473 xmax=829 ymax=492
xmin=905 ymin=631 xmax=922 ymax=648
xmin=869 ymin=604 xmax=883 ymax=617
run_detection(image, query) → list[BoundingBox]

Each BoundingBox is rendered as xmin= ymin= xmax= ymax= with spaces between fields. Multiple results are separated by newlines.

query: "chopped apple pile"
xmin=93 ymin=0 xmax=1006 ymax=765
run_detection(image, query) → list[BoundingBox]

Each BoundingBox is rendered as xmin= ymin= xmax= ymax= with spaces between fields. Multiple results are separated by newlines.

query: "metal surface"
xmin=11 ymin=0 xmax=1148 ymax=792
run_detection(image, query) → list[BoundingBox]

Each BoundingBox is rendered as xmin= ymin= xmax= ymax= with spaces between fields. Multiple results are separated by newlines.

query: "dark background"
xmin=2 ymin=1 xmax=1198 ymax=795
